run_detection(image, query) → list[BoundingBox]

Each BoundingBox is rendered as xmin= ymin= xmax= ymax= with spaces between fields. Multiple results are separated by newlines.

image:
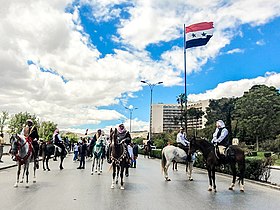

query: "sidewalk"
xmin=0 ymin=154 xmax=17 ymax=170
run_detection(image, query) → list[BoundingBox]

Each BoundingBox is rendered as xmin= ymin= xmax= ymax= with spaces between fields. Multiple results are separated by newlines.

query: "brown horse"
xmin=109 ymin=128 xmax=128 ymax=190
xmin=143 ymin=144 xmax=152 ymax=158
xmin=190 ymin=137 xmax=245 ymax=192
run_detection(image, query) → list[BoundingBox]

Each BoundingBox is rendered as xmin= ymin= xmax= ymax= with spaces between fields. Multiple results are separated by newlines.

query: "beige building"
xmin=151 ymin=100 xmax=209 ymax=133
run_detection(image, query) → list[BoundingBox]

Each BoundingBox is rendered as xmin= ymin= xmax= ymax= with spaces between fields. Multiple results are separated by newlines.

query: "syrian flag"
xmin=185 ymin=22 xmax=214 ymax=49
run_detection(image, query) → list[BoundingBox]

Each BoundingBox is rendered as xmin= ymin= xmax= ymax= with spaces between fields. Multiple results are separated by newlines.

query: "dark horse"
xmin=190 ymin=137 xmax=245 ymax=192
xmin=109 ymin=128 xmax=128 ymax=190
xmin=39 ymin=141 xmax=66 ymax=171
xmin=143 ymin=144 xmax=152 ymax=158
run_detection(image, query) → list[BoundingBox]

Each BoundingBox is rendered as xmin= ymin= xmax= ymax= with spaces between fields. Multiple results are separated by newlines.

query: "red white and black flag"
xmin=185 ymin=22 xmax=214 ymax=49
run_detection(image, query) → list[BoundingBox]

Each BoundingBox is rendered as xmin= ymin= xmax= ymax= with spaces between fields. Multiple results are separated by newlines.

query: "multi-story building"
xmin=151 ymin=100 xmax=209 ymax=133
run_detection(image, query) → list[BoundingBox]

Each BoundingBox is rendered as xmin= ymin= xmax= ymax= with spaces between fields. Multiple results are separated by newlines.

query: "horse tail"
xmin=161 ymin=149 xmax=167 ymax=173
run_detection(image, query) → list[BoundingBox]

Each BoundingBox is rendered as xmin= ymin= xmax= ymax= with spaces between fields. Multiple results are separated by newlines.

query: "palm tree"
xmin=176 ymin=93 xmax=187 ymax=127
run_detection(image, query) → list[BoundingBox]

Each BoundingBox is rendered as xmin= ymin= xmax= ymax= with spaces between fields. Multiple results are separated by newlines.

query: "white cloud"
xmin=0 ymin=0 xmax=280 ymax=133
xmin=225 ymin=48 xmax=245 ymax=54
xmin=188 ymin=72 xmax=280 ymax=102
xmin=256 ymin=39 xmax=266 ymax=46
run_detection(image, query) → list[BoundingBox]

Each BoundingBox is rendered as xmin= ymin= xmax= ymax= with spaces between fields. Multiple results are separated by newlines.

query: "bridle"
xmin=12 ymin=135 xmax=33 ymax=165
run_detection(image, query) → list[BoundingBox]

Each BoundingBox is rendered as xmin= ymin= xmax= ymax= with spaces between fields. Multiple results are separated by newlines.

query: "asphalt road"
xmin=1 ymin=155 xmax=280 ymax=210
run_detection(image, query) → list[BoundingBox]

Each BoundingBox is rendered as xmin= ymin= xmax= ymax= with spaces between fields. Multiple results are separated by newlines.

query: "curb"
xmin=194 ymin=167 xmax=280 ymax=191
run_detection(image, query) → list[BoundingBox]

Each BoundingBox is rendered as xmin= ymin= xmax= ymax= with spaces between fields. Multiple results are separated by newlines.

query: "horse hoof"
xmin=98 ymin=172 xmax=101 ymax=175
xmin=33 ymin=180 xmax=36 ymax=183
xmin=25 ymin=185 xmax=29 ymax=188
xmin=116 ymin=180 xmax=118 ymax=184
xmin=91 ymin=172 xmax=93 ymax=175
xmin=111 ymin=185 xmax=115 ymax=189
xmin=95 ymin=170 xmax=97 ymax=173
xmin=48 ymin=169 xmax=50 ymax=171
xmin=214 ymin=189 xmax=217 ymax=193
xmin=240 ymin=189 xmax=244 ymax=192
xmin=20 ymin=181 xmax=23 ymax=183
xmin=189 ymin=178 xmax=193 ymax=181
xmin=165 ymin=178 xmax=171 ymax=181
xmin=120 ymin=186 xmax=125 ymax=190
xmin=208 ymin=188 xmax=212 ymax=191
xmin=229 ymin=187 xmax=233 ymax=190
xmin=14 ymin=184 xmax=18 ymax=188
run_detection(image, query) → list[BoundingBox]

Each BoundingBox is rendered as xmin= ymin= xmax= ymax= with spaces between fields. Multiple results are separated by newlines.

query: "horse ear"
xmin=114 ymin=128 xmax=117 ymax=134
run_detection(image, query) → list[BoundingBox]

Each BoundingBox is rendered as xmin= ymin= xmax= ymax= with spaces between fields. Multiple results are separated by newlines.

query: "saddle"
xmin=215 ymin=145 xmax=235 ymax=161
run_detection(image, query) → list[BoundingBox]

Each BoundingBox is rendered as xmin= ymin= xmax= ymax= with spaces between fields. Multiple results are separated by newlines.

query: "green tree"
xmin=8 ymin=112 xmax=39 ymax=134
xmin=234 ymin=85 xmax=280 ymax=150
xmin=62 ymin=132 xmax=79 ymax=143
xmin=176 ymin=93 xmax=187 ymax=127
xmin=186 ymin=107 xmax=204 ymax=137
xmin=39 ymin=121 xmax=57 ymax=141
xmin=0 ymin=111 xmax=9 ymax=133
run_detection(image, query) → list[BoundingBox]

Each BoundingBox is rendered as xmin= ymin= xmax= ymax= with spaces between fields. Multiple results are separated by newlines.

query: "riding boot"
xmin=125 ymin=166 xmax=129 ymax=177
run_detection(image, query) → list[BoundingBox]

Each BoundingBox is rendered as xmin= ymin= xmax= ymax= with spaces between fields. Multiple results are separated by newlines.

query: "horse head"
xmin=10 ymin=134 xmax=23 ymax=155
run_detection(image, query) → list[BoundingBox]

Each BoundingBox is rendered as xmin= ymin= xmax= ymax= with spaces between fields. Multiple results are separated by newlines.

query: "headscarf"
xmin=117 ymin=124 xmax=127 ymax=134
xmin=216 ymin=120 xmax=225 ymax=128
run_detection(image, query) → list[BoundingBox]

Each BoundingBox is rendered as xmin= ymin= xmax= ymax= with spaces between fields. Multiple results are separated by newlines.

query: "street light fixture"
xmin=141 ymin=80 xmax=163 ymax=141
xmin=124 ymin=106 xmax=138 ymax=133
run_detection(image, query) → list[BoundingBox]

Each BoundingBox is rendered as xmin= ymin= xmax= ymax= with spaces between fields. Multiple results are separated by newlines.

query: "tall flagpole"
xmin=184 ymin=24 xmax=188 ymax=134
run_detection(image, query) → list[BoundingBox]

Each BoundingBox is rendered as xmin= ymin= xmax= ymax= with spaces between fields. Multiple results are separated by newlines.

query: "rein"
xmin=110 ymin=143 xmax=127 ymax=166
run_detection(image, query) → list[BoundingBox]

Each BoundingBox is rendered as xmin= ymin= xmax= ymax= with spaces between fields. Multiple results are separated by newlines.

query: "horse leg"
xmin=100 ymin=158 xmax=103 ymax=173
xmin=33 ymin=159 xmax=37 ymax=183
xmin=43 ymin=156 xmax=46 ymax=171
xmin=164 ymin=161 xmax=172 ymax=181
xmin=97 ymin=158 xmax=101 ymax=175
xmin=60 ymin=155 xmax=64 ymax=170
xmin=25 ymin=163 xmax=30 ymax=188
xmin=91 ymin=157 xmax=95 ymax=175
xmin=212 ymin=168 xmax=217 ymax=192
xmin=20 ymin=166 xmax=25 ymax=184
xmin=120 ymin=164 xmax=125 ymax=190
xmin=95 ymin=157 xmax=98 ymax=173
xmin=207 ymin=168 xmax=213 ymax=191
xmin=229 ymin=162 xmax=236 ymax=190
xmin=116 ymin=165 xmax=120 ymax=184
xmin=14 ymin=164 xmax=21 ymax=187
xmin=188 ymin=161 xmax=194 ymax=181
xmin=46 ymin=156 xmax=50 ymax=171
xmin=238 ymin=161 xmax=245 ymax=192
xmin=111 ymin=164 xmax=116 ymax=189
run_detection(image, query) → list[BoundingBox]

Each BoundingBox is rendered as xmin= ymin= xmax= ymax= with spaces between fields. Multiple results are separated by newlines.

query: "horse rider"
xmin=176 ymin=127 xmax=190 ymax=153
xmin=107 ymin=124 xmax=131 ymax=176
xmin=20 ymin=119 xmax=39 ymax=168
xmin=211 ymin=120 xmax=229 ymax=158
xmin=53 ymin=128 xmax=66 ymax=160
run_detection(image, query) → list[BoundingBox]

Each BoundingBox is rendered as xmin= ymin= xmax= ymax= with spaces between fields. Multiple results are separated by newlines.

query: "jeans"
xmin=73 ymin=151 xmax=78 ymax=161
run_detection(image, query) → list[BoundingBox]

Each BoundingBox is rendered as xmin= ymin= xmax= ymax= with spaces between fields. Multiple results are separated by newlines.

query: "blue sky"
xmin=1 ymin=0 xmax=280 ymax=134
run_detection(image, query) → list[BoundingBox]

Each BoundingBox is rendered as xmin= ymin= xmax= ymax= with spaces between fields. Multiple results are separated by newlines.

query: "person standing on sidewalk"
xmin=0 ymin=133 xmax=4 ymax=163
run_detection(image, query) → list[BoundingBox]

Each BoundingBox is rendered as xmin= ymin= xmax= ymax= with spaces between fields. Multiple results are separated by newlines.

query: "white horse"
xmin=161 ymin=145 xmax=194 ymax=181
xmin=10 ymin=134 xmax=37 ymax=188
xmin=91 ymin=136 xmax=106 ymax=175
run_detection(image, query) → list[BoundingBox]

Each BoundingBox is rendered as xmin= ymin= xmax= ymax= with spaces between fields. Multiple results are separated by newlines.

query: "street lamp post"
xmin=125 ymin=106 xmax=138 ymax=133
xmin=141 ymin=80 xmax=163 ymax=141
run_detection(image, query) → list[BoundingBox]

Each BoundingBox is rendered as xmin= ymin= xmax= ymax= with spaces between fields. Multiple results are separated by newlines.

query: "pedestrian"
xmin=73 ymin=143 xmax=79 ymax=162
xmin=21 ymin=119 xmax=40 ymax=169
xmin=211 ymin=120 xmax=229 ymax=156
xmin=0 ymin=133 xmax=4 ymax=163
xmin=77 ymin=139 xmax=87 ymax=169
xmin=132 ymin=142 xmax=139 ymax=168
